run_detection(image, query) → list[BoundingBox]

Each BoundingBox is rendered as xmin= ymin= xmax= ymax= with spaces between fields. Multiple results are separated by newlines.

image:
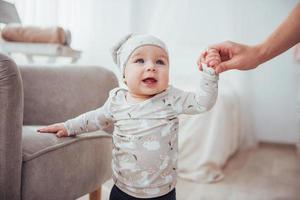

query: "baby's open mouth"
xmin=142 ymin=77 xmax=157 ymax=83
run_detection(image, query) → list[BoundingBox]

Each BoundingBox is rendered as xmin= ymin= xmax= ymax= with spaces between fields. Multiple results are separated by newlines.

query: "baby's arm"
xmin=37 ymin=123 xmax=67 ymax=138
xmin=63 ymin=102 xmax=112 ymax=136
xmin=176 ymin=70 xmax=218 ymax=114
xmin=37 ymin=99 xmax=113 ymax=137
xmin=173 ymin=52 xmax=220 ymax=114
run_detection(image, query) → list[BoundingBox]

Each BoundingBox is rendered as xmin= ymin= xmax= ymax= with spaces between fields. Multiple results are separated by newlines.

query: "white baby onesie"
xmin=64 ymin=70 xmax=218 ymax=198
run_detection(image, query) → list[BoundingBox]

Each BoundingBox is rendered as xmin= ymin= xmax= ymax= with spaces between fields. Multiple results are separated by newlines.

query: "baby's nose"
xmin=146 ymin=67 xmax=156 ymax=72
xmin=146 ymin=63 xmax=156 ymax=71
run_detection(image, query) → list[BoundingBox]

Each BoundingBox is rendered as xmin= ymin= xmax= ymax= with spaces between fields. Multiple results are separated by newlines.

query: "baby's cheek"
xmin=161 ymin=74 xmax=169 ymax=89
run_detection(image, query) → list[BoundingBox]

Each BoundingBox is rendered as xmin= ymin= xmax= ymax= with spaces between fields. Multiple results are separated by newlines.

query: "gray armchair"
xmin=0 ymin=53 xmax=118 ymax=200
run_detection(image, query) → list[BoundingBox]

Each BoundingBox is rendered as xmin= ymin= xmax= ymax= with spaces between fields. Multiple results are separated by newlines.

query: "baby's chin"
xmin=143 ymin=87 xmax=168 ymax=97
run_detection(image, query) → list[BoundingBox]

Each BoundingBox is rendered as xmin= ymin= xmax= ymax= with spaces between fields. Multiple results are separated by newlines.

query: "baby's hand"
xmin=197 ymin=48 xmax=221 ymax=72
xmin=37 ymin=123 xmax=68 ymax=138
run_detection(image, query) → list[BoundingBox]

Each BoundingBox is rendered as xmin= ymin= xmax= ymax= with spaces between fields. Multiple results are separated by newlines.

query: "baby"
xmin=37 ymin=34 xmax=220 ymax=200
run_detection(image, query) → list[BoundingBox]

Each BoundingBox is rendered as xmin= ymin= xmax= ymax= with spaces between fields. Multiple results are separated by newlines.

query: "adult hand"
xmin=198 ymin=41 xmax=262 ymax=73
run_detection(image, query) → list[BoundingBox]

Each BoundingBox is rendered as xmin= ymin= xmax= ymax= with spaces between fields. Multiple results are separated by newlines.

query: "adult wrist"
xmin=253 ymin=43 xmax=269 ymax=66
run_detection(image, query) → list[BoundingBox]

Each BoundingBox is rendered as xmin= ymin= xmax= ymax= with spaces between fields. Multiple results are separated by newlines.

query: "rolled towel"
xmin=1 ymin=24 xmax=71 ymax=46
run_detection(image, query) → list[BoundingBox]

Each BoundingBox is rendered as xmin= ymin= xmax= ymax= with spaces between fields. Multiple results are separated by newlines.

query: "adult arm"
xmin=199 ymin=3 xmax=300 ymax=73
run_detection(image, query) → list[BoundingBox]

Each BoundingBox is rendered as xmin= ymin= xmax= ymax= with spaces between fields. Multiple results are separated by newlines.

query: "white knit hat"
xmin=111 ymin=33 xmax=169 ymax=75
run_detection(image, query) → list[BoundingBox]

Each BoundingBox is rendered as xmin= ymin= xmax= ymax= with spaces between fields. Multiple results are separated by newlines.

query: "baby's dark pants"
xmin=109 ymin=185 xmax=176 ymax=200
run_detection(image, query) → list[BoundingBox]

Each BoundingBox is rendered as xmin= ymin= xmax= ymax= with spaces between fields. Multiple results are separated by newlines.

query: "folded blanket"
xmin=1 ymin=24 xmax=71 ymax=46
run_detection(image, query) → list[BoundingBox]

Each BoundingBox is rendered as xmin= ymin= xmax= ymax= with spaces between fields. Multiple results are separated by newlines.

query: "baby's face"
xmin=124 ymin=45 xmax=169 ymax=99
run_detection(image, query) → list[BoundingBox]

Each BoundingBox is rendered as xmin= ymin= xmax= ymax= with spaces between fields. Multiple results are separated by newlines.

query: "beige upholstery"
xmin=0 ymin=53 xmax=118 ymax=200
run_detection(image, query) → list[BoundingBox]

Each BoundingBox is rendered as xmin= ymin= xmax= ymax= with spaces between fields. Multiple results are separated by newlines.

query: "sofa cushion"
xmin=21 ymin=126 xmax=113 ymax=200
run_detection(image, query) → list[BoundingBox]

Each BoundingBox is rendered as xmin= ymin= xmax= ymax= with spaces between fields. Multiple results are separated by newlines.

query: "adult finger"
xmin=209 ymin=41 xmax=233 ymax=51
xmin=214 ymin=59 xmax=236 ymax=73
xmin=209 ymin=41 xmax=234 ymax=61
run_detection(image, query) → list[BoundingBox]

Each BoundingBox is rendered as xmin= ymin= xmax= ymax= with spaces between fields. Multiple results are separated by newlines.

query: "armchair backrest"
xmin=20 ymin=65 xmax=118 ymax=125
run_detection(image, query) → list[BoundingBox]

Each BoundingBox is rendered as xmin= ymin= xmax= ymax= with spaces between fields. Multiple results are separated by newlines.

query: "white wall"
xmin=16 ymin=0 xmax=133 ymax=81
xmin=130 ymin=0 xmax=300 ymax=145
xmin=15 ymin=0 xmax=300 ymax=144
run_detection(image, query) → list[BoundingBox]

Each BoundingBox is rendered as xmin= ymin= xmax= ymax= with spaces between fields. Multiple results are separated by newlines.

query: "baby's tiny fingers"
xmin=197 ymin=50 xmax=208 ymax=66
xmin=208 ymin=48 xmax=218 ymax=52
xmin=56 ymin=130 xmax=66 ymax=138
xmin=38 ymin=128 xmax=52 ymax=133
xmin=206 ymin=58 xmax=220 ymax=67
xmin=37 ymin=127 xmax=49 ymax=133
xmin=198 ymin=63 xmax=203 ymax=71
xmin=206 ymin=53 xmax=221 ymax=60
xmin=208 ymin=60 xmax=217 ymax=67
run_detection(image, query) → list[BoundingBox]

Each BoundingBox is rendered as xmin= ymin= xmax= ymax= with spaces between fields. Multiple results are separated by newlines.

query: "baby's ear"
xmin=111 ymin=33 xmax=133 ymax=64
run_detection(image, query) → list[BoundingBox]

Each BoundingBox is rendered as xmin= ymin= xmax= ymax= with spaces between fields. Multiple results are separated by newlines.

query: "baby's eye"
xmin=156 ymin=59 xmax=165 ymax=65
xmin=135 ymin=58 xmax=144 ymax=63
